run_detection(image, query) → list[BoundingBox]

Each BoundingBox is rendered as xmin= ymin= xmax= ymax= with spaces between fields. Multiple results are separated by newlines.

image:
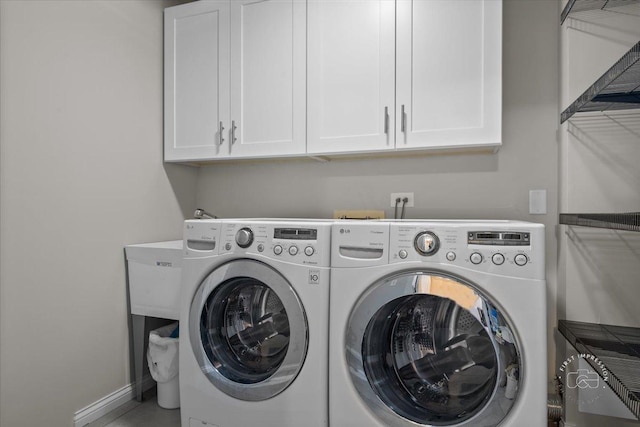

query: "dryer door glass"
xmin=190 ymin=259 xmax=308 ymax=401
xmin=201 ymin=277 xmax=290 ymax=384
xmin=347 ymin=272 xmax=520 ymax=426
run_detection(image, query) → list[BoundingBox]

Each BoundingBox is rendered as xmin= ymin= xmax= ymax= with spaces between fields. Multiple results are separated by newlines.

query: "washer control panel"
xmin=220 ymin=220 xmax=331 ymax=267
xmin=414 ymin=231 xmax=440 ymax=256
xmin=235 ymin=227 xmax=254 ymax=248
xmin=389 ymin=222 xmax=545 ymax=280
xmin=184 ymin=219 xmax=222 ymax=257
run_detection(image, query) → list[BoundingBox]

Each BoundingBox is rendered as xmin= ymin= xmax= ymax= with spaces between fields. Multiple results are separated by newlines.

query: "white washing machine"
xmin=330 ymin=220 xmax=546 ymax=427
xmin=180 ymin=219 xmax=331 ymax=427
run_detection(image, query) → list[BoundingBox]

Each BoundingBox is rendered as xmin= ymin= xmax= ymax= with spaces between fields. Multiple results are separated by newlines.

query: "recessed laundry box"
xmin=125 ymin=240 xmax=183 ymax=320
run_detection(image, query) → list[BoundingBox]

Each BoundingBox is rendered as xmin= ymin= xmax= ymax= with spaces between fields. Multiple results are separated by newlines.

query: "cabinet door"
xmin=396 ymin=0 xmax=502 ymax=151
xmin=164 ymin=1 xmax=230 ymax=162
xmin=227 ymin=0 xmax=306 ymax=158
xmin=307 ymin=0 xmax=396 ymax=155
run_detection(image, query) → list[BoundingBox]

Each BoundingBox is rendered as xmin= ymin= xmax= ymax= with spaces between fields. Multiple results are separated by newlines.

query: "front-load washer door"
xmin=346 ymin=271 xmax=521 ymax=427
xmin=189 ymin=259 xmax=308 ymax=401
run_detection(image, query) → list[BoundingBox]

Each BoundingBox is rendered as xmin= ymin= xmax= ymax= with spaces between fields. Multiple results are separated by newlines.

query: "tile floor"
xmin=86 ymin=388 xmax=559 ymax=427
xmin=87 ymin=388 xmax=180 ymax=427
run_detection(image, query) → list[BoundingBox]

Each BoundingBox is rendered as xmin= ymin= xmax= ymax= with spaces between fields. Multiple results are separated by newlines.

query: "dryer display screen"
xmin=468 ymin=231 xmax=530 ymax=246
xmin=274 ymin=228 xmax=317 ymax=240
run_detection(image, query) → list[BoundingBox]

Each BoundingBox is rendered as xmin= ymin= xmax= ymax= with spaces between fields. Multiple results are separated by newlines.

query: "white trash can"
xmin=147 ymin=322 xmax=180 ymax=409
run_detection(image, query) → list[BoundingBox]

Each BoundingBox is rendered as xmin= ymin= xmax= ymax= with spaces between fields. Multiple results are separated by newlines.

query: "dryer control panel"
xmin=389 ymin=221 xmax=545 ymax=280
xmin=331 ymin=221 xmax=390 ymax=268
xmin=219 ymin=220 xmax=331 ymax=267
xmin=183 ymin=219 xmax=221 ymax=258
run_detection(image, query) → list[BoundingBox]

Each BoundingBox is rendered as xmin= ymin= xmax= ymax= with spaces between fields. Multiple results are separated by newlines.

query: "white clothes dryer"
xmin=330 ymin=220 xmax=546 ymax=427
xmin=180 ymin=219 xmax=331 ymax=427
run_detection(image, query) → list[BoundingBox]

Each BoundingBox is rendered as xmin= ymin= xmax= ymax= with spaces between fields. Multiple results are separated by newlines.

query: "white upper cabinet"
xmin=307 ymin=0 xmax=501 ymax=156
xmin=164 ymin=0 xmax=306 ymax=162
xmin=396 ymin=0 xmax=502 ymax=151
xmin=165 ymin=1 xmax=230 ymax=162
xmin=307 ymin=0 xmax=396 ymax=155
xmin=164 ymin=0 xmax=501 ymax=162
xmin=228 ymin=0 xmax=306 ymax=158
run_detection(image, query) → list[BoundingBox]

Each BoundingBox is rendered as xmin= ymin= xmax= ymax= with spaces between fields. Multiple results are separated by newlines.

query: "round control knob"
xmin=304 ymin=246 xmax=314 ymax=256
xmin=289 ymin=245 xmax=298 ymax=256
xmin=414 ymin=231 xmax=440 ymax=256
xmin=446 ymin=251 xmax=456 ymax=261
xmin=514 ymin=254 xmax=528 ymax=266
xmin=273 ymin=245 xmax=283 ymax=255
xmin=470 ymin=252 xmax=483 ymax=265
xmin=492 ymin=253 xmax=505 ymax=265
xmin=235 ymin=227 xmax=254 ymax=248
xmin=399 ymin=250 xmax=408 ymax=259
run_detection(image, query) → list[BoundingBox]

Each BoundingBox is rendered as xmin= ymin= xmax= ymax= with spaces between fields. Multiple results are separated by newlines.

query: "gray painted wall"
xmin=0 ymin=0 xmax=565 ymax=425
xmin=196 ymin=0 xmax=560 ymax=378
xmin=0 ymin=1 xmax=196 ymax=425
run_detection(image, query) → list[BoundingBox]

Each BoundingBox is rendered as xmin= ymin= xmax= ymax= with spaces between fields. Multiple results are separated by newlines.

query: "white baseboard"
xmin=73 ymin=375 xmax=155 ymax=427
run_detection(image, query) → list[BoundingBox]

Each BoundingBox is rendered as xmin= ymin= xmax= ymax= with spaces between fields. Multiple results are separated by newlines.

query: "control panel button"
xmin=289 ymin=245 xmax=298 ymax=256
xmin=514 ymin=254 xmax=528 ymax=266
xmin=235 ymin=227 xmax=254 ymax=248
xmin=273 ymin=245 xmax=283 ymax=255
xmin=414 ymin=231 xmax=440 ymax=256
xmin=304 ymin=246 xmax=314 ymax=256
xmin=470 ymin=252 xmax=483 ymax=265
xmin=399 ymin=250 xmax=408 ymax=259
xmin=225 ymin=242 xmax=232 ymax=251
xmin=257 ymin=244 xmax=264 ymax=253
xmin=492 ymin=253 xmax=505 ymax=265
xmin=446 ymin=251 xmax=456 ymax=261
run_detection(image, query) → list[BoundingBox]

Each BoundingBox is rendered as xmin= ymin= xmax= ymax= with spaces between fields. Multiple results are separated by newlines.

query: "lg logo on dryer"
xmin=309 ymin=269 xmax=320 ymax=285
xmin=339 ymin=228 xmax=383 ymax=235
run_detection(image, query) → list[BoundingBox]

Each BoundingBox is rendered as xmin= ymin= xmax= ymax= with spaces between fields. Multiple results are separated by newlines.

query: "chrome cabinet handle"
xmin=401 ymin=105 xmax=406 ymax=133
xmin=384 ymin=107 xmax=389 ymax=135
xmin=231 ymin=120 xmax=237 ymax=145
xmin=219 ymin=121 xmax=225 ymax=145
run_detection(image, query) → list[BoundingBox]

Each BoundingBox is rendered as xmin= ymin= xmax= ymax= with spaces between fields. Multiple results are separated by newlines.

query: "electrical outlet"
xmin=390 ymin=192 xmax=415 ymax=207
